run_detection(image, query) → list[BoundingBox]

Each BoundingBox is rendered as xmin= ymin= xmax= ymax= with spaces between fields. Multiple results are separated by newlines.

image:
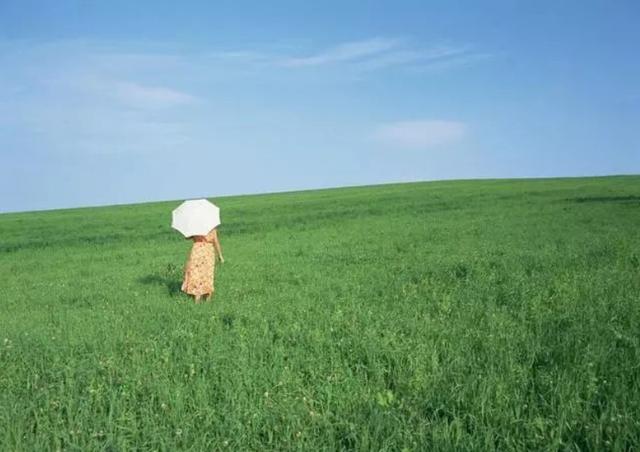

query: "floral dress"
xmin=181 ymin=229 xmax=217 ymax=296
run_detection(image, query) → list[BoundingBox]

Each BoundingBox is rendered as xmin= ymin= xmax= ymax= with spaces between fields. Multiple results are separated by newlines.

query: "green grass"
xmin=1 ymin=175 xmax=639 ymax=451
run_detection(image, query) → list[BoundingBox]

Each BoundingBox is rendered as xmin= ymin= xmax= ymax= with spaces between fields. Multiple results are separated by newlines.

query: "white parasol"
xmin=171 ymin=199 xmax=220 ymax=237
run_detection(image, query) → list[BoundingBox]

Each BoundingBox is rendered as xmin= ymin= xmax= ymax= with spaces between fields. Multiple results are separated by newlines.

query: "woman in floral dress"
xmin=182 ymin=227 xmax=224 ymax=303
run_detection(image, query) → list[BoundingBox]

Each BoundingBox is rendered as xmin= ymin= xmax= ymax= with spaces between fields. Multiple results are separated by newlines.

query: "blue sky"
xmin=1 ymin=0 xmax=638 ymax=212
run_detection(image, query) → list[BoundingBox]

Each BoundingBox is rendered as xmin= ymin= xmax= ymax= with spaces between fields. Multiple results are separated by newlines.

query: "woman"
xmin=181 ymin=227 xmax=224 ymax=303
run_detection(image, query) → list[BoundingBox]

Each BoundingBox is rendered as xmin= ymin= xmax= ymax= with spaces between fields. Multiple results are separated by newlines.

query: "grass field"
xmin=1 ymin=176 xmax=639 ymax=451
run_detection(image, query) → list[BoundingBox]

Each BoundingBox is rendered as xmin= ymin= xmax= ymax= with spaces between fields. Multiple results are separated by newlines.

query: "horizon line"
xmin=0 ymin=173 xmax=637 ymax=216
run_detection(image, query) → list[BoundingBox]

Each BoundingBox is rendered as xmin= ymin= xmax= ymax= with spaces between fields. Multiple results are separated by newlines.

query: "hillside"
xmin=1 ymin=176 xmax=639 ymax=450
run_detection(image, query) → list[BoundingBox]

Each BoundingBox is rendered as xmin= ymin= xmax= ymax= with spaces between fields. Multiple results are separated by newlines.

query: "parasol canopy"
xmin=171 ymin=199 xmax=220 ymax=238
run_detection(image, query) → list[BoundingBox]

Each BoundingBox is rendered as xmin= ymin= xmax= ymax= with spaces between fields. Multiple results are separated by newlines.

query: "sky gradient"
xmin=1 ymin=0 xmax=639 ymax=212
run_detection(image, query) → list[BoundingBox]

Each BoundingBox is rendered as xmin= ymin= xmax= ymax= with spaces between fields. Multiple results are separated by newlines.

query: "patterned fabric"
xmin=181 ymin=229 xmax=216 ymax=296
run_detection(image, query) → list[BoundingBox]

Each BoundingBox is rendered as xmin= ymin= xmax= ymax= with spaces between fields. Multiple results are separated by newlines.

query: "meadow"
xmin=1 ymin=175 xmax=639 ymax=451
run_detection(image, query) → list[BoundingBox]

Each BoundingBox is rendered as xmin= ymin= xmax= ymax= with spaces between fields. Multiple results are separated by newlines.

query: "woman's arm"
xmin=212 ymin=230 xmax=224 ymax=263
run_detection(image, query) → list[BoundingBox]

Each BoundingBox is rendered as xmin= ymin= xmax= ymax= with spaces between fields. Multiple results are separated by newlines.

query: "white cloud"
xmin=1 ymin=38 xmax=482 ymax=158
xmin=113 ymin=81 xmax=197 ymax=109
xmin=353 ymin=46 xmax=469 ymax=72
xmin=408 ymin=52 xmax=495 ymax=74
xmin=208 ymin=50 xmax=276 ymax=64
xmin=0 ymin=39 xmax=204 ymax=155
xmin=281 ymin=37 xmax=401 ymax=67
xmin=205 ymin=38 xmax=486 ymax=74
xmin=374 ymin=120 xmax=467 ymax=150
